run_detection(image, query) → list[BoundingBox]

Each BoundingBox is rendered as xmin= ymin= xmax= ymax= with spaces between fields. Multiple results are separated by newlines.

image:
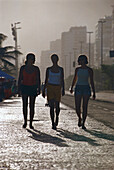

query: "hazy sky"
xmin=0 ymin=0 xmax=114 ymax=61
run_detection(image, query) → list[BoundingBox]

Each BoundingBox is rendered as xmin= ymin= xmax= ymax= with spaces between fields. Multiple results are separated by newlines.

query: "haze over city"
xmin=0 ymin=0 xmax=114 ymax=62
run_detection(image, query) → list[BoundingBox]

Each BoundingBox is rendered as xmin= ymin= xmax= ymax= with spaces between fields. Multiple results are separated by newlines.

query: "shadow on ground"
xmin=27 ymin=129 xmax=69 ymax=147
xmin=57 ymin=128 xmax=100 ymax=146
xmin=85 ymin=129 xmax=114 ymax=142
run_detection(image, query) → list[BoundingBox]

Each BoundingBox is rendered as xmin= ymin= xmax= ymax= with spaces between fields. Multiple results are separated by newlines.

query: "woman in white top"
xmin=42 ymin=54 xmax=65 ymax=130
xmin=70 ymin=55 xmax=96 ymax=129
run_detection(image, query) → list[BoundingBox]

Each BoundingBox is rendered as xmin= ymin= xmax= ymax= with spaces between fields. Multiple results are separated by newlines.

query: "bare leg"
xmin=22 ymin=95 xmax=28 ymax=128
xmin=49 ymin=100 xmax=56 ymax=130
xmin=55 ymin=101 xmax=60 ymax=126
xmin=82 ymin=95 xmax=90 ymax=129
xmin=75 ymin=94 xmax=82 ymax=127
xmin=29 ymin=96 xmax=36 ymax=129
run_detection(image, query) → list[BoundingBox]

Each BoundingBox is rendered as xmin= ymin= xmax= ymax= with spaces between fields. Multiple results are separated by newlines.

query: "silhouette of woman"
xmin=42 ymin=54 xmax=65 ymax=130
xmin=70 ymin=55 xmax=96 ymax=129
xmin=18 ymin=53 xmax=41 ymax=129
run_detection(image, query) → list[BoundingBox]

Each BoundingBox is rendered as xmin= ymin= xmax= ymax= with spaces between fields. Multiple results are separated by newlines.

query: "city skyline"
xmin=0 ymin=0 xmax=114 ymax=62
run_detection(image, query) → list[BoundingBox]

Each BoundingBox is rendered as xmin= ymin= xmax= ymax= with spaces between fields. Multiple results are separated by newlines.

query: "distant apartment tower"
xmin=94 ymin=15 xmax=114 ymax=67
xmin=50 ymin=39 xmax=61 ymax=65
xmin=61 ymin=31 xmax=73 ymax=79
xmin=40 ymin=39 xmax=61 ymax=81
xmin=61 ymin=26 xmax=87 ymax=78
xmin=40 ymin=50 xmax=52 ymax=82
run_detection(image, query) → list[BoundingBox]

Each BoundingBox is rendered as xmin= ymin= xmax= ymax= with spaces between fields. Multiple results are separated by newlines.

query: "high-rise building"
xmin=94 ymin=15 xmax=114 ymax=67
xmin=61 ymin=31 xmax=73 ymax=78
xmin=50 ymin=39 xmax=61 ymax=65
xmin=40 ymin=39 xmax=61 ymax=81
xmin=40 ymin=50 xmax=52 ymax=82
xmin=61 ymin=26 xmax=87 ymax=78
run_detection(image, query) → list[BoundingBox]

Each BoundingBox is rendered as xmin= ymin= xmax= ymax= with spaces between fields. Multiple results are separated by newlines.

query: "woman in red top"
xmin=18 ymin=53 xmax=41 ymax=129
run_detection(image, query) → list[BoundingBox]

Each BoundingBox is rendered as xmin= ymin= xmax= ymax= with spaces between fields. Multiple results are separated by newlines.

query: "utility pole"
xmin=87 ymin=31 xmax=93 ymax=66
xmin=64 ymin=54 xmax=67 ymax=79
xmin=98 ymin=20 xmax=106 ymax=66
xmin=11 ymin=22 xmax=21 ymax=81
xmin=73 ymin=48 xmax=77 ymax=69
xmin=80 ymin=41 xmax=83 ymax=54
xmin=69 ymin=52 xmax=72 ymax=76
xmin=98 ymin=19 xmax=106 ymax=90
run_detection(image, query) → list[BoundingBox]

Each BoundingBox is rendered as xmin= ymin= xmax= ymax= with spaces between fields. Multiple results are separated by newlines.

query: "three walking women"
xmin=18 ymin=53 xmax=95 ymax=130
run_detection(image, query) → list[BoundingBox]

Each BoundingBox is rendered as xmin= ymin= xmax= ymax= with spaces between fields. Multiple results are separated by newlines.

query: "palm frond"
xmin=14 ymin=50 xmax=23 ymax=55
xmin=0 ymin=48 xmax=5 ymax=55
xmin=0 ymin=34 xmax=7 ymax=41
xmin=6 ymin=50 xmax=23 ymax=55
xmin=3 ymin=46 xmax=14 ymax=51
xmin=4 ymin=54 xmax=16 ymax=60
xmin=0 ymin=46 xmax=14 ymax=55
xmin=1 ymin=58 xmax=15 ymax=67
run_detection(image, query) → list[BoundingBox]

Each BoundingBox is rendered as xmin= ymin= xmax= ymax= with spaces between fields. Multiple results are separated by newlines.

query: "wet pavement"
xmin=0 ymin=95 xmax=114 ymax=170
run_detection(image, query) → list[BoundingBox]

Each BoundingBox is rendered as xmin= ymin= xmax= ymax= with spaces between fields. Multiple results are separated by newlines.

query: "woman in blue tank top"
xmin=42 ymin=54 xmax=65 ymax=130
xmin=70 ymin=55 xmax=96 ymax=129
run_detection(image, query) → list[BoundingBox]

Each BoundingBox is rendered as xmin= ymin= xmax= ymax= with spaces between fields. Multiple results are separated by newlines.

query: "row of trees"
xmin=65 ymin=65 xmax=114 ymax=92
xmin=94 ymin=65 xmax=114 ymax=91
xmin=0 ymin=33 xmax=22 ymax=78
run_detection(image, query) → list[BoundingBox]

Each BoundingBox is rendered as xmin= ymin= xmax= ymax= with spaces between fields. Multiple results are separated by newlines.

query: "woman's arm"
xmin=70 ymin=68 xmax=77 ymax=93
xmin=18 ymin=66 xmax=24 ymax=93
xmin=61 ymin=68 xmax=65 ymax=96
xmin=36 ymin=67 xmax=41 ymax=95
xmin=89 ymin=68 xmax=96 ymax=99
xmin=42 ymin=68 xmax=49 ymax=98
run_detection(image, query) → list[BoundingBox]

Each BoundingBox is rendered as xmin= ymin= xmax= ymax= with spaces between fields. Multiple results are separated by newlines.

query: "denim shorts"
xmin=75 ymin=85 xmax=91 ymax=96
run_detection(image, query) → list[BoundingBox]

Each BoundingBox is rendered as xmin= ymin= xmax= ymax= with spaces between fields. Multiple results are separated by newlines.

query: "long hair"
xmin=25 ymin=53 xmax=35 ymax=64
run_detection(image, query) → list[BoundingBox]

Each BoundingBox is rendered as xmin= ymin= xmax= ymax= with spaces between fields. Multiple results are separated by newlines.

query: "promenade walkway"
xmin=0 ymin=95 xmax=114 ymax=169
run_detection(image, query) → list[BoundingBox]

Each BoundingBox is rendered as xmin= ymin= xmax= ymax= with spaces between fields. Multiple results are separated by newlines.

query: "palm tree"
xmin=0 ymin=33 xmax=7 ymax=46
xmin=0 ymin=33 xmax=22 ymax=76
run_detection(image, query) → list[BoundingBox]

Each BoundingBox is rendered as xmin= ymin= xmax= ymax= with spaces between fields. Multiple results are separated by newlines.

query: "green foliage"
xmin=93 ymin=65 xmax=114 ymax=91
xmin=0 ymin=34 xmax=16 ymax=77
xmin=101 ymin=64 xmax=114 ymax=77
xmin=0 ymin=34 xmax=7 ymax=47
xmin=0 ymin=33 xmax=22 ymax=78
xmin=101 ymin=65 xmax=114 ymax=90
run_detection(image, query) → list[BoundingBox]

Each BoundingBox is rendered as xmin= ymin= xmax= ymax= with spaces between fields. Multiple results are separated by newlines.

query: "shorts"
xmin=47 ymin=84 xmax=61 ymax=102
xmin=75 ymin=85 xmax=91 ymax=96
xmin=21 ymin=84 xmax=37 ymax=96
